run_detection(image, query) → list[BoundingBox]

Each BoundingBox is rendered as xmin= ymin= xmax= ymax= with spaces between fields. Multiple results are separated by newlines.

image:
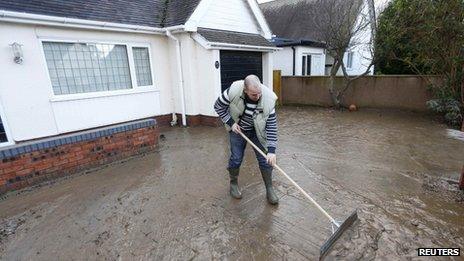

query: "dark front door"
xmin=220 ymin=51 xmax=263 ymax=92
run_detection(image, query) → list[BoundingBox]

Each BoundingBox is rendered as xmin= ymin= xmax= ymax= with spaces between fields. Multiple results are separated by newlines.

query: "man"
xmin=214 ymin=75 xmax=279 ymax=205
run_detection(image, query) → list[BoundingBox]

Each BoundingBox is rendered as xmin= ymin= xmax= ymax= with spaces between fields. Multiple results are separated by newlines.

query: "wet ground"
xmin=0 ymin=106 xmax=463 ymax=260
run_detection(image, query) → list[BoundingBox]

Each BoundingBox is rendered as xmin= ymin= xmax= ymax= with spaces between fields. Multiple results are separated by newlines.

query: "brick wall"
xmin=155 ymin=114 xmax=222 ymax=127
xmin=0 ymin=119 xmax=158 ymax=195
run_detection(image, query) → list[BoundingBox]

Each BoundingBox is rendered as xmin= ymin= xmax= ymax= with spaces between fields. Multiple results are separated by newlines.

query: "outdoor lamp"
xmin=10 ymin=42 xmax=23 ymax=64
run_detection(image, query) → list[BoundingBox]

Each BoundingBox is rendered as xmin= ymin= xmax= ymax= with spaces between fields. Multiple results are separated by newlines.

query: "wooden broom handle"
xmin=238 ymin=131 xmax=337 ymax=225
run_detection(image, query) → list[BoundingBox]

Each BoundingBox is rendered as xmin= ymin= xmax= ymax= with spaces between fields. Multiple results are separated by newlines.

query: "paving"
xmin=1 ymin=106 xmax=463 ymax=260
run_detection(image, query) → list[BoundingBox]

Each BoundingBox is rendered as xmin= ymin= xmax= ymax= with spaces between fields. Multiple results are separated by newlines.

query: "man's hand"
xmin=266 ymin=153 xmax=276 ymax=167
xmin=231 ymin=123 xmax=242 ymax=134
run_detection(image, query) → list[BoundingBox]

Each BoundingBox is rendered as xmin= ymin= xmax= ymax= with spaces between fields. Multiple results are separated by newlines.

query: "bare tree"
xmin=310 ymin=0 xmax=376 ymax=109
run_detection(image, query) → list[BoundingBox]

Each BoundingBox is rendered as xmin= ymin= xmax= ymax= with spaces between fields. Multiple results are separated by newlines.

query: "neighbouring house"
xmin=268 ymin=38 xmax=327 ymax=76
xmin=0 ymin=0 xmax=277 ymax=193
xmin=260 ymin=0 xmax=375 ymax=76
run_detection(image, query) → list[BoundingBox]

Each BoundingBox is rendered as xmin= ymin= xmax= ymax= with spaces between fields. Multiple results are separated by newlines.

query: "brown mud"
xmin=0 ymin=106 xmax=463 ymax=260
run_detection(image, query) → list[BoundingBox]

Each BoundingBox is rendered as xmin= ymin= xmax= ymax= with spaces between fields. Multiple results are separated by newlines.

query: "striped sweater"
xmin=214 ymin=88 xmax=278 ymax=153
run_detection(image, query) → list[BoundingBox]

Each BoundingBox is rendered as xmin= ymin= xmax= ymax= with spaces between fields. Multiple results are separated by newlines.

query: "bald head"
xmin=244 ymin=75 xmax=262 ymax=91
xmin=244 ymin=75 xmax=262 ymax=101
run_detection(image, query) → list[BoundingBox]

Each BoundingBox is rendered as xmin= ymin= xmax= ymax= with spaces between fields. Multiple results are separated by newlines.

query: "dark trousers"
xmin=228 ymin=130 xmax=272 ymax=171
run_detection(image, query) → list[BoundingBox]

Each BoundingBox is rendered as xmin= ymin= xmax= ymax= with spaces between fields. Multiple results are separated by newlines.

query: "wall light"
xmin=10 ymin=42 xmax=23 ymax=64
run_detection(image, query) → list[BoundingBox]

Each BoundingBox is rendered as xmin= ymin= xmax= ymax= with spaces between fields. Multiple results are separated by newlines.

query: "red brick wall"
xmin=1 ymin=114 xmax=222 ymax=195
xmin=155 ymin=114 xmax=222 ymax=127
xmin=0 ymin=124 xmax=158 ymax=195
xmin=199 ymin=115 xmax=223 ymax=127
xmin=154 ymin=114 xmax=175 ymax=127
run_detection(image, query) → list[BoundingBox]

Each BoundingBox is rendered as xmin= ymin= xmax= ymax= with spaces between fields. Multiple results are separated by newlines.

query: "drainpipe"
xmin=166 ymin=30 xmax=187 ymax=127
xmin=291 ymin=46 xmax=296 ymax=76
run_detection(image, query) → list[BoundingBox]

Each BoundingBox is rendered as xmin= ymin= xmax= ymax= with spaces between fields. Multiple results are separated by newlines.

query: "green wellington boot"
xmin=260 ymin=168 xmax=279 ymax=205
xmin=228 ymin=168 xmax=242 ymax=199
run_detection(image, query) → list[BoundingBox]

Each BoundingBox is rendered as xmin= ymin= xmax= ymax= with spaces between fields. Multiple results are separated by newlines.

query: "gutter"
xmin=208 ymin=42 xmax=280 ymax=51
xmin=164 ymin=25 xmax=185 ymax=33
xmin=191 ymin=33 xmax=280 ymax=51
xmin=166 ymin=30 xmax=187 ymax=127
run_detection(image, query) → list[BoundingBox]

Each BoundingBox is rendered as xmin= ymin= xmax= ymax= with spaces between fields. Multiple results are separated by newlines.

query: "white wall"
xmin=272 ymin=47 xmax=294 ymax=76
xmin=167 ymin=34 xmax=221 ymax=117
xmin=325 ymin=49 xmax=374 ymax=76
xmin=341 ymin=47 xmax=373 ymax=75
xmin=0 ymin=19 xmax=273 ymax=143
xmin=195 ymin=47 xmax=222 ymax=116
xmin=343 ymin=0 xmax=374 ymax=76
xmin=262 ymin=52 xmax=273 ymax=90
xmin=169 ymin=34 xmax=275 ymax=118
xmin=198 ymin=0 xmax=261 ymax=34
xmin=295 ymin=46 xmax=326 ymax=76
xmin=0 ymin=22 xmax=173 ymax=142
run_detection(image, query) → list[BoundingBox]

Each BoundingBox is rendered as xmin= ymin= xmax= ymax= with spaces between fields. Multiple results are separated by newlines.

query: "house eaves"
xmin=273 ymin=38 xmax=326 ymax=48
xmin=193 ymin=28 xmax=280 ymax=51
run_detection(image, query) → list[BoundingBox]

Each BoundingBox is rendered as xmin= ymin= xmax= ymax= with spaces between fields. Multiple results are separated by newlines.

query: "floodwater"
xmin=0 ymin=106 xmax=463 ymax=260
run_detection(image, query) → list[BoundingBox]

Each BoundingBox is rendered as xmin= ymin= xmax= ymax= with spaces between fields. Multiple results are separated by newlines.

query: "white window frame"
xmin=302 ymin=52 xmax=324 ymax=76
xmin=131 ymin=46 xmax=155 ymax=88
xmin=302 ymin=54 xmax=311 ymax=76
xmin=39 ymin=38 xmax=157 ymax=102
xmin=346 ymin=51 xmax=354 ymax=69
xmin=0 ymin=99 xmax=14 ymax=147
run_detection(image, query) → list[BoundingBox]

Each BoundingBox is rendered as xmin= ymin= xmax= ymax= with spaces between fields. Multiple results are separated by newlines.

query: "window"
xmin=302 ymin=55 xmax=311 ymax=76
xmin=347 ymin=51 xmax=354 ymax=69
xmin=0 ymin=116 xmax=8 ymax=143
xmin=43 ymin=42 xmax=154 ymax=95
xmin=302 ymin=56 xmax=306 ymax=76
xmin=132 ymin=47 xmax=153 ymax=86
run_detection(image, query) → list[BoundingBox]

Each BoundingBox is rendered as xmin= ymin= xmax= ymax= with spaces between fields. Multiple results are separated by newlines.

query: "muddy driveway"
xmin=1 ymin=107 xmax=463 ymax=260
